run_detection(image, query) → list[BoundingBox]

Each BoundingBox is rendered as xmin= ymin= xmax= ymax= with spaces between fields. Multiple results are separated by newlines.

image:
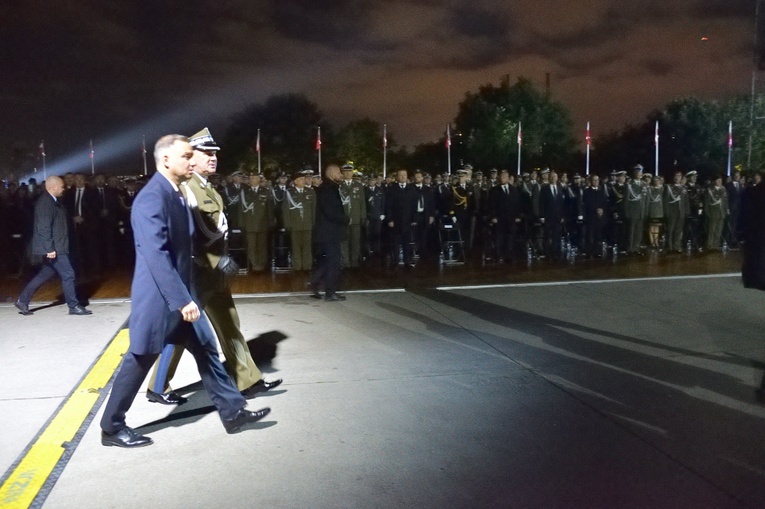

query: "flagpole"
xmin=256 ymin=129 xmax=262 ymax=175
xmin=727 ymin=121 xmax=733 ymax=177
xmin=446 ymin=124 xmax=452 ymax=176
xmin=654 ymin=121 xmax=659 ymax=175
xmin=317 ymin=126 xmax=322 ymax=172
xmin=517 ymin=122 xmax=522 ymax=176
xmin=383 ymin=124 xmax=387 ymax=179
xmin=585 ymin=121 xmax=591 ymax=177
xmin=142 ymin=135 xmax=148 ymax=176
xmin=90 ymin=139 xmax=95 ymax=175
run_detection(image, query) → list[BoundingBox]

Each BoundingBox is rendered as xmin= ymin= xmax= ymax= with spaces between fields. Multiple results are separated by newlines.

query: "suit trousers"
xmin=19 ymin=254 xmax=79 ymax=308
xmin=102 ymin=314 xmax=246 ymax=433
xmin=312 ymin=241 xmax=342 ymax=295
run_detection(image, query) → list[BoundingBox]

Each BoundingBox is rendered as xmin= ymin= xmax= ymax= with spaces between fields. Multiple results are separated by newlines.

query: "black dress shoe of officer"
xmin=15 ymin=300 xmax=32 ymax=316
xmin=69 ymin=305 xmax=92 ymax=315
xmin=222 ymin=407 xmax=271 ymax=434
xmin=241 ymin=378 xmax=283 ymax=398
xmin=101 ymin=426 xmax=153 ymax=448
xmin=146 ymin=389 xmax=188 ymax=405
xmin=325 ymin=293 xmax=346 ymax=302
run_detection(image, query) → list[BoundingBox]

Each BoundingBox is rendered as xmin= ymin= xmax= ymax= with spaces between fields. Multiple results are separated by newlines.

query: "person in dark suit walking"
xmin=311 ymin=164 xmax=349 ymax=301
xmin=15 ymin=176 xmax=91 ymax=316
xmin=99 ymin=135 xmax=270 ymax=448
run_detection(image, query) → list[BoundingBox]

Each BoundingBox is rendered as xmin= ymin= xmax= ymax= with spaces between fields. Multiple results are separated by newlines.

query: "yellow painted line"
xmin=0 ymin=329 xmax=130 ymax=509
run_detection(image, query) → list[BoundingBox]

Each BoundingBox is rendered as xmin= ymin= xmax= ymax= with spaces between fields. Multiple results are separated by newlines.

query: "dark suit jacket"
xmin=540 ymin=184 xmax=566 ymax=222
xmin=489 ymin=184 xmax=520 ymax=229
xmin=31 ymin=192 xmax=69 ymax=255
xmin=314 ymin=180 xmax=349 ymax=244
xmin=411 ymin=184 xmax=435 ymax=222
xmin=129 ymin=173 xmax=194 ymax=355
xmin=386 ymin=184 xmax=415 ymax=231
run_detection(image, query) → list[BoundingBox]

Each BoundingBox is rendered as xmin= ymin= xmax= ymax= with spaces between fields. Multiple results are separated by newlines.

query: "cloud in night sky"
xmin=0 ymin=0 xmax=756 ymax=171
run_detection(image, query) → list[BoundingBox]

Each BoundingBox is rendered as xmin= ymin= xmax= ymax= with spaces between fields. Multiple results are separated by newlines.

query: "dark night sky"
xmin=0 ymin=0 xmax=757 ymax=175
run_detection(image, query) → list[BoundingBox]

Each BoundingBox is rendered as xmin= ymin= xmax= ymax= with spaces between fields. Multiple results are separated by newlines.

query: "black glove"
xmin=217 ymin=255 xmax=240 ymax=276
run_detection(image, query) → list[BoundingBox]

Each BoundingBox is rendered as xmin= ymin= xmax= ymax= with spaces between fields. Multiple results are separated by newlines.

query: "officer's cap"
xmin=341 ymin=163 xmax=354 ymax=171
xmin=189 ymin=127 xmax=220 ymax=151
xmin=685 ymin=170 xmax=698 ymax=177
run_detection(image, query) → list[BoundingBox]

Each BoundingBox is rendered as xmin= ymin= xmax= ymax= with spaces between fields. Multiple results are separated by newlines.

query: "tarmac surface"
xmin=2 ymin=273 xmax=765 ymax=508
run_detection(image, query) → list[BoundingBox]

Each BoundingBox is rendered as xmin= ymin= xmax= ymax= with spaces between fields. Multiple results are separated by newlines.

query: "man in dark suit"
xmin=488 ymin=170 xmax=521 ymax=263
xmin=15 ymin=176 xmax=91 ymax=316
xmin=99 ymin=135 xmax=270 ymax=448
xmin=540 ymin=170 xmax=567 ymax=260
xmin=311 ymin=164 xmax=349 ymax=301
xmin=726 ymin=170 xmax=744 ymax=247
xmin=386 ymin=169 xmax=415 ymax=267
xmin=64 ymin=173 xmax=100 ymax=277
xmin=410 ymin=170 xmax=435 ymax=262
xmin=364 ymin=175 xmax=385 ymax=259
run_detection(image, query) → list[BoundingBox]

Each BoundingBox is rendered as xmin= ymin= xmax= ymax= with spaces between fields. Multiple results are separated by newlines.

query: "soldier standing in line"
xmin=222 ymin=170 xmax=244 ymax=230
xmin=240 ymin=173 xmax=273 ymax=271
xmin=624 ymin=165 xmax=646 ymax=254
xmin=339 ymin=163 xmax=366 ymax=268
xmin=365 ymin=174 xmax=385 ymax=260
xmin=704 ymin=175 xmax=729 ymax=251
xmin=488 ymin=170 xmax=521 ymax=263
xmin=271 ymin=171 xmax=290 ymax=269
xmin=663 ymin=171 xmax=688 ymax=253
xmin=283 ymin=169 xmax=315 ymax=271
xmin=646 ymin=175 xmax=665 ymax=250
xmin=685 ymin=170 xmax=704 ymax=252
xmin=449 ymin=168 xmax=475 ymax=253
xmin=609 ymin=170 xmax=626 ymax=250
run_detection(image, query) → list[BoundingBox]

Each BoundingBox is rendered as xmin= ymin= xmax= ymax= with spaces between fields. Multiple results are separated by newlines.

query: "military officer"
xmin=283 ymin=169 xmax=316 ymax=270
xmin=365 ymin=174 xmax=386 ymax=259
xmin=240 ymin=173 xmax=274 ymax=271
xmin=624 ymin=165 xmax=647 ymax=254
xmin=339 ymin=163 xmax=367 ymax=268
xmin=663 ymin=171 xmax=688 ymax=253
xmin=704 ymin=175 xmax=728 ymax=251
xmin=685 ymin=170 xmax=704 ymax=251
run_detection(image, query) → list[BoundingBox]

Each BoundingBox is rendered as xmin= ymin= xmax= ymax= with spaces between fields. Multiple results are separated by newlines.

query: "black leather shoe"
xmin=15 ymin=300 xmax=32 ymax=316
xmin=325 ymin=293 xmax=346 ymax=302
xmin=69 ymin=305 xmax=92 ymax=315
xmin=222 ymin=407 xmax=271 ymax=434
xmin=241 ymin=378 xmax=283 ymax=398
xmin=101 ymin=426 xmax=153 ymax=448
xmin=146 ymin=389 xmax=187 ymax=405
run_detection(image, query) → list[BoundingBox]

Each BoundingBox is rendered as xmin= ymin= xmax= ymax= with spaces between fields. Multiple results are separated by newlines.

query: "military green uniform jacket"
xmin=339 ymin=181 xmax=367 ymax=226
xmin=663 ymin=184 xmax=688 ymax=217
xmin=239 ymin=186 xmax=274 ymax=233
xmin=704 ymin=186 xmax=728 ymax=219
xmin=624 ymin=180 xmax=646 ymax=220
xmin=181 ymin=172 xmax=227 ymax=270
xmin=282 ymin=186 xmax=316 ymax=232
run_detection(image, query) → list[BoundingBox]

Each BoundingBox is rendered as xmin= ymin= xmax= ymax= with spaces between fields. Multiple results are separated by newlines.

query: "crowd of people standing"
xmin=0 ymin=162 xmax=753 ymax=281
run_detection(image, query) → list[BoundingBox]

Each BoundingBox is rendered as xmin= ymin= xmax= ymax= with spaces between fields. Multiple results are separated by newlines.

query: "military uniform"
xmin=624 ymin=176 xmax=646 ymax=253
xmin=339 ymin=177 xmax=366 ymax=267
xmin=240 ymin=181 xmax=274 ymax=271
xmin=704 ymin=183 xmax=728 ymax=251
xmin=663 ymin=181 xmax=688 ymax=252
xmin=685 ymin=175 xmax=704 ymax=251
xmin=282 ymin=176 xmax=316 ymax=270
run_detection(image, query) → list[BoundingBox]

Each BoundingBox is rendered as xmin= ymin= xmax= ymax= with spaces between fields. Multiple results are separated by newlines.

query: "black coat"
xmin=740 ymin=183 xmax=765 ymax=290
xmin=540 ymin=184 xmax=566 ymax=222
xmin=488 ymin=184 xmax=520 ymax=228
xmin=314 ymin=180 xmax=349 ymax=243
xmin=386 ymin=183 xmax=415 ymax=231
xmin=31 ymin=192 xmax=70 ymax=256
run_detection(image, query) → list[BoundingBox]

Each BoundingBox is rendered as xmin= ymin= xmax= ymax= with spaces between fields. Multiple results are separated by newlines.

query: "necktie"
xmin=504 ymin=185 xmax=508 ymax=194
xmin=76 ymin=188 xmax=82 ymax=216
xmin=99 ymin=188 xmax=105 ymax=208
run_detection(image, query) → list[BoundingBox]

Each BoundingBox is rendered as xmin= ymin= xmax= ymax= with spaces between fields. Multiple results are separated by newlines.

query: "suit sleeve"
xmin=34 ymin=198 xmax=55 ymax=253
xmin=131 ymin=189 xmax=193 ymax=311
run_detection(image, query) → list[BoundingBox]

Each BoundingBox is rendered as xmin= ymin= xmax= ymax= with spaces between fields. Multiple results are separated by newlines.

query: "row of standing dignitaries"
xmin=218 ymin=162 xmax=746 ymax=271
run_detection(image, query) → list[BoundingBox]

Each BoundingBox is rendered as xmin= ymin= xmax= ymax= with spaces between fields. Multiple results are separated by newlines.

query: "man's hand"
xmin=180 ymin=301 xmax=200 ymax=322
xmin=46 ymin=251 xmax=57 ymax=259
xmin=388 ymin=221 xmax=394 ymax=228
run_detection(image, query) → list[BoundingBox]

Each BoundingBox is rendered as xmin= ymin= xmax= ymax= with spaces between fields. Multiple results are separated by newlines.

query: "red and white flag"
xmin=256 ymin=129 xmax=261 ymax=153
xmin=39 ymin=141 xmax=46 ymax=157
xmin=315 ymin=127 xmax=322 ymax=151
xmin=383 ymin=124 xmax=387 ymax=149
xmin=585 ymin=122 xmax=591 ymax=146
xmin=446 ymin=124 xmax=451 ymax=148
xmin=517 ymin=123 xmax=522 ymax=146
xmin=90 ymin=139 xmax=95 ymax=159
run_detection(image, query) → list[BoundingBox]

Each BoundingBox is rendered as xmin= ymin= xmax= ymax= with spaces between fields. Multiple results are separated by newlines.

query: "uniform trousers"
xmin=341 ymin=225 xmax=362 ymax=268
xmin=289 ymin=230 xmax=312 ymax=271
xmin=246 ymin=231 xmax=269 ymax=271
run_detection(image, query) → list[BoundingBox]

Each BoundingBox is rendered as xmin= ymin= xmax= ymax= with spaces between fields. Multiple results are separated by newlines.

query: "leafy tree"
xmin=454 ymin=76 xmax=576 ymax=170
xmin=334 ymin=118 xmax=390 ymax=176
xmin=222 ymin=94 xmax=330 ymax=177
